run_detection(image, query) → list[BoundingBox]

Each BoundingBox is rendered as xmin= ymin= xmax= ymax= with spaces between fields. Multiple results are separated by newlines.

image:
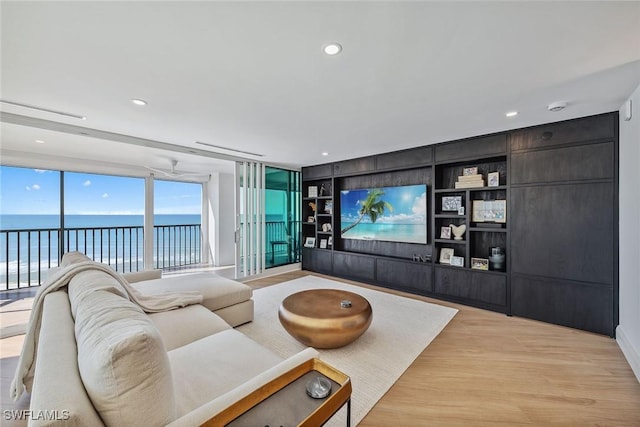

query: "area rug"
xmin=237 ymin=276 xmax=458 ymax=425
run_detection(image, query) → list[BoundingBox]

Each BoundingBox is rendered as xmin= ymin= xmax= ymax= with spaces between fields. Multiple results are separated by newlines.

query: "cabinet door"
xmin=511 ymin=142 xmax=614 ymax=185
xmin=511 ymin=183 xmax=614 ymax=285
xmin=376 ymin=259 xmax=433 ymax=293
xmin=302 ymin=248 xmax=332 ymax=274
xmin=332 ymin=252 xmax=375 ymax=282
xmin=510 ymin=114 xmax=616 ymax=152
xmin=435 ymin=267 xmax=506 ymax=309
xmin=511 ymin=275 xmax=613 ymax=336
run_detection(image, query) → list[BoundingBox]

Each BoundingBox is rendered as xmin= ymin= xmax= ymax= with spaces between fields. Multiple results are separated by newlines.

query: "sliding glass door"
xmin=235 ymin=163 xmax=300 ymax=278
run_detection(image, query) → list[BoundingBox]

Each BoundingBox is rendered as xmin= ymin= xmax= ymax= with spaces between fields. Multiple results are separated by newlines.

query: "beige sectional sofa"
xmin=26 ymin=260 xmax=319 ymax=426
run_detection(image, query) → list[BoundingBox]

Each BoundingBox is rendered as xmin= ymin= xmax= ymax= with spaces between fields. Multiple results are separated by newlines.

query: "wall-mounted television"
xmin=340 ymin=184 xmax=427 ymax=244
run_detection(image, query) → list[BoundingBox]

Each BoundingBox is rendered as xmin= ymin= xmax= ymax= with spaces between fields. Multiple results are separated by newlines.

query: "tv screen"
xmin=340 ymin=184 xmax=427 ymax=244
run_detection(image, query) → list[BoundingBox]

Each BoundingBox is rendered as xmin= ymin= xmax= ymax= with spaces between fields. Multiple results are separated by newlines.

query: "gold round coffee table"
xmin=278 ymin=289 xmax=373 ymax=349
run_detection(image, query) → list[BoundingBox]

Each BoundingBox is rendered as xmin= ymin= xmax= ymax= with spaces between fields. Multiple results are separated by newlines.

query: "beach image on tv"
xmin=340 ymin=184 xmax=427 ymax=244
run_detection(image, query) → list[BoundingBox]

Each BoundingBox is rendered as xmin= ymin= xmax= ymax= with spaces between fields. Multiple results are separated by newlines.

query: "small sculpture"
xmin=308 ymin=202 xmax=316 ymax=212
xmin=449 ymin=224 xmax=466 ymax=240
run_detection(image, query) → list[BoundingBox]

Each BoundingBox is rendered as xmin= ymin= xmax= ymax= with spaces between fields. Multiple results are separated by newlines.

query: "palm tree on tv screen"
xmin=341 ymin=189 xmax=393 ymax=235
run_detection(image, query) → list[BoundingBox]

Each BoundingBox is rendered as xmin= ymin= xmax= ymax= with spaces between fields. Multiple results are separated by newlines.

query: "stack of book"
xmin=454 ymin=174 xmax=485 ymax=188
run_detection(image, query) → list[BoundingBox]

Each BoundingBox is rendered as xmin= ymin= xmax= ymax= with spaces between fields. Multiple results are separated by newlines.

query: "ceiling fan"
xmin=145 ymin=159 xmax=208 ymax=180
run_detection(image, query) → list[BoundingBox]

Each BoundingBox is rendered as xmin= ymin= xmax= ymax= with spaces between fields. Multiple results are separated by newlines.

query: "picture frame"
xmin=471 ymin=257 xmax=489 ymax=270
xmin=458 ymin=206 xmax=465 ymax=216
xmin=324 ymin=201 xmax=333 ymax=214
xmin=307 ymin=216 xmax=315 ymax=223
xmin=304 ymin=237 xmax=316 ymax=248
xmin=463 ymin=166 xmax=478 ymax=176
xmin=439 ymin=248 xmax=454 ymax=264
xmin=442 ymin=195 xmax=463 ymax=212
xmin=487 ymin=171 xmax=500 ymax=187
xmin=308 ymin=186 xmax=318 ymax=198
xmin=450 ymin=255 xmax=464 ymax=267
xmin=472 ymin=199 xmax=507 ymax=223
xmin=328 ymin=236 xmax=333 ymax=247
xmin=319 ymin=239 xmax=327 ymax=249
xmin=440 ymin=226 xmax=451 ymax=239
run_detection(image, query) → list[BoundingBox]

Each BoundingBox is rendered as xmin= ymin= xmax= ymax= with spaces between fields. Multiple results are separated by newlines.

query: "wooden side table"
xmin=202 ymin=358 xmax=352 ymax=427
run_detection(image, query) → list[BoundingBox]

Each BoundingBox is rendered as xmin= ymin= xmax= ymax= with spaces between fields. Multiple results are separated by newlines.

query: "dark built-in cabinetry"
xmin=302 ymin=112 xmax=618 ymax=336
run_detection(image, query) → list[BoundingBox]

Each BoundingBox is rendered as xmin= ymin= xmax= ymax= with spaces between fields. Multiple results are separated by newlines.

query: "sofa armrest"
xmin=122 ymin=269 xmax=162 ymax=283
xmin=167 ymin=347 xmax=320 ymax=427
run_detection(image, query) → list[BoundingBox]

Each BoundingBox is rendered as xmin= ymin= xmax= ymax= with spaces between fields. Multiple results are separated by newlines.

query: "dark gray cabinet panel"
xmin=511 ymin=184 xmax=614 ymax=284
xmin=302 ymin=164 xmax=333 ymax=180
xmin=376 ymin=259 xmax=432 ymax=293
xmin=434 ymin=266 xmax=471 ymax=296
xmin=375 ymin=146 xmax=433 ymax=171
xmin=333 ymin=157 xmax=375 ymax=176
xmin=511 ymin=142 xmax=614 ymax=184
xmin=434 ymin=267 xmax=506 ymax=307
xmin=332 ymin=252 xmax=375 ymax=282
xmin=302 ymin=248 xmax=332 ymax=274
xmin=510 ymin=114 xmax=616 ymax=151
xmin=511 ymin=275 xmax=613 ymax=336
xmin=435 ymin=134 xmax=506 ymax=163
xmin=471 ymin=272 xmax=507 ymax=306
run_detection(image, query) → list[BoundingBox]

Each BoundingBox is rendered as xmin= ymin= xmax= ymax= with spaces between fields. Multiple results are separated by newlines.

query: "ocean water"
xmin=0 ymin=215 xmax=201 ymax=289
xmin=340 ymin=222 xmax=427 ymax=244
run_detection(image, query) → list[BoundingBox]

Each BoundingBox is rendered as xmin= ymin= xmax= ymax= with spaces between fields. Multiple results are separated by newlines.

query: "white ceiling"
xmin=1 ymin=1 xmax=639 ymax=176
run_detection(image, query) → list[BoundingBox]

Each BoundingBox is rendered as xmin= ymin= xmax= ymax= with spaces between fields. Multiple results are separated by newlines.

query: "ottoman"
xmin=129 ymin=272 xmax=254 ymax=327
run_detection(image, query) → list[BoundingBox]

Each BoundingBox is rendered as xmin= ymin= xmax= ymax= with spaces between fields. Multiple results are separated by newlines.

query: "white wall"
xmin=617 ymin=84 xmax=640 ymax=383
xmin=206 ymin=172 xmax=236 ymax=266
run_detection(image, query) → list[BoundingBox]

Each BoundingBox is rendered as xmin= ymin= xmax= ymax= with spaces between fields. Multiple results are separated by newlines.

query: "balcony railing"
xmin=0 ymin=221 xmax=301 ymax=291
xmin=0 ymin=224 xmax=202 ymax=291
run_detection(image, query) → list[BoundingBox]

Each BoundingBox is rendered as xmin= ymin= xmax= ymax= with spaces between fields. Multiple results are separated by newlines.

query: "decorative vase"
xmin=449 ymin=224 xmax=466 ymax=240
xmin=489 ymin=247 xmax=505 ymax=271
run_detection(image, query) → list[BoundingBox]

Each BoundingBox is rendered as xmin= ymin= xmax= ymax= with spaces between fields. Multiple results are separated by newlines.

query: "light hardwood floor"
xmin=1 ymin=271 xmax=639 ymax=426
xmin=248 ymin=271 xmax=640 ymax=426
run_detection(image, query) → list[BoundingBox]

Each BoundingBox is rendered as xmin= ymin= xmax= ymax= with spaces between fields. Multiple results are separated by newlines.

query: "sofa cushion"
xmin=74 ymin=289 xmax=176 ymax=426
xmin=29 ymin=291 xmax=104 ymax=427
xmin=131 ymin=272 xmax=252 ymax=312
xmin=147 ymin=304 xmax=231 ymax=351
xmin=168 ymin=329 xmax=283 ymax=417
xmin=67 ymin=269 xmax=128 ymax=318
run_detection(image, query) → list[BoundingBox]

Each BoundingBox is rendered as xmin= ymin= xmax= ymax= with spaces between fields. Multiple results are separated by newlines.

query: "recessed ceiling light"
xmin=322 ymin=152 xmax=329 ymax=156
xmin=35 ymin=139 xmax=45 ymax=144
xmin=131 ymin=99 xmax=148 ymax=106
xmin=506 ymin=111 xmax=518 ymax=117
xmin=323 ymin=43 xmax=342 ymax=55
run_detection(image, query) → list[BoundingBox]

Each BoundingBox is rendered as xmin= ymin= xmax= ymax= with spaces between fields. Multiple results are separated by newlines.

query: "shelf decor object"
xmin=472 ymin=200 xmax=506 ymax=223
xmin=471 ymin=257 xmax=489 ymax=270
xmin=489 ymin=247 xmax=506 ymax=271
xmin=463 ymin=167 xmax=478 ymax=176
xmin=319 ymin=239 xmax=328 ymax=249
xmin=439 ymin=248 xmax=454 ymax=264
xmin=455 ymin=173 xmax=485 ymax=189
xmin=304 ymin=237 xmax=316 ymax=248
xmin=440 ymin=226 xmax=452 ymax=239
xmin=442 ymin=196 xmax=463 ymax=211
xmin=487 ymin=171 xmax=500 ymax=187
xmin=308 ymin=186 xmax=318 ymax=197
xmin=450 ymin=255 xmax=464 ymax=267
xmin=449 ymin=223 xmax=466 ymax=240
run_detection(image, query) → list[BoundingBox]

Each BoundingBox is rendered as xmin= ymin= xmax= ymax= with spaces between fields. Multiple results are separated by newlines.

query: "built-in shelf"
xmin=435 ymin=214 xmax=465 ymax=219
xmin=434 ymin=239 xmax=466 ymax=244
xmin=470 ymin=227 xmax=507 ymax=233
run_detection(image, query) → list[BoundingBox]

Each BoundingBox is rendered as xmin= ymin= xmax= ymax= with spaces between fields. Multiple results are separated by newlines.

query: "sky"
xmin=0 ymin=166 xmax=202 ymax=215
xmin=340 ymin=184 xmax=427 ymax=224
